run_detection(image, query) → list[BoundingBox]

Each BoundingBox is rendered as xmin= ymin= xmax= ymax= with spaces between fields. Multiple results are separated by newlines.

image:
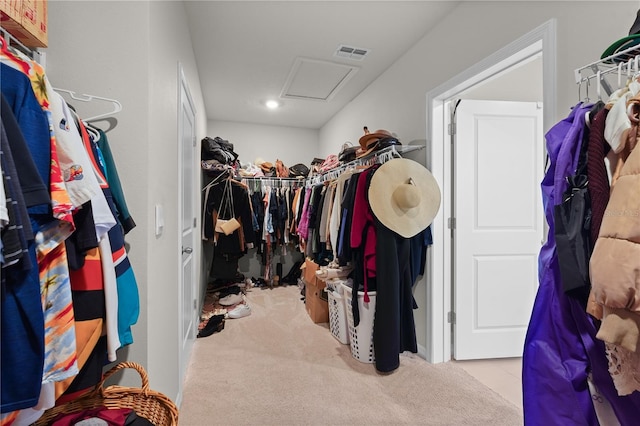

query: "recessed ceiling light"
xmin=265 ymin=100 xmax=280 ymax=109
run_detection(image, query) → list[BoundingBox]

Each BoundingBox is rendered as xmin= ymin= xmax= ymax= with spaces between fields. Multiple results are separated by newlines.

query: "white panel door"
xmin=179 ymin=65 xmax=197 ymax=384
xmin=454 ymin=99 xmax=543 ymax=360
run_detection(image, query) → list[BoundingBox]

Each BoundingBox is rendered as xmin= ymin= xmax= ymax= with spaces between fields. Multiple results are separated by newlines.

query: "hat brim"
xmin=359 ymin=131 xmax=393 ymax=150
xmin=601 ymin=34 xmax=640 ymax=62
xmin=356 ymin=137 xmax=401 ymax=159
xmin=368 ymin=158 xmax=441 ymax=238
xmin=356 ymin=142 xmax=379 ymax=159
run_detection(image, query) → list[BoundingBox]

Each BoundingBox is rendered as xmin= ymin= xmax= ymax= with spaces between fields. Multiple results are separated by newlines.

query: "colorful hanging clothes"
xmin=95 ymin=128 xmax=136 ymax=234
xmin=78 ymin=120 xmax=139 ymax=350
xmin=1 ymin=48 xmax=79 ymax=413
xmin=0 ymin=130 xmax=45 ymax=413
xmin=522 ymin=103 xmax=640 ymax=425
xmin=1 ymin=45 xmax=75 ymax=230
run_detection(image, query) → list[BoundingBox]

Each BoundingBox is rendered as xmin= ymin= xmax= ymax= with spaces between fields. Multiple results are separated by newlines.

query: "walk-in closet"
xmin=3 ymin=2 xmax=640 ymax=425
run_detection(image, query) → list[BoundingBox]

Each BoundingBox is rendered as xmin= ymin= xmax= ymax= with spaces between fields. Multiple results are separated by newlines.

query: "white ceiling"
xmin=184 ymin=1 xmax=461 ymax=130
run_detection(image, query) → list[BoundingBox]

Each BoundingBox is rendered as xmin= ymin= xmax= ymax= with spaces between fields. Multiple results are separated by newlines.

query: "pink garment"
xmin=319 ymin=154 xmax=339 ymax=173
xmin=350 ymin=169 xmax=376 ymax=302
xmin=297 ymin=189 xmax=313 ymax=240
xmin=51 ymin=407 xmax=132 ymax=426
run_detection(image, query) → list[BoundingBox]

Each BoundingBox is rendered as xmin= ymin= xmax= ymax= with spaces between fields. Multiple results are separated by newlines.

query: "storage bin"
xmin=325 ymin=278 xmax=348 ymax=294
xmin=342 ymin=283 xmax=376 ymax=363
xmin=327 ymin=289 xmax=349 ymax=344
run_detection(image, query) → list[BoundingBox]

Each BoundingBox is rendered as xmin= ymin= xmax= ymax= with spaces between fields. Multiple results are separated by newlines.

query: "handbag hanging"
xmin=553 ymin=125 xmax=593 ymax=307
xmin=215 ymin=179 xmax=241 ymax=235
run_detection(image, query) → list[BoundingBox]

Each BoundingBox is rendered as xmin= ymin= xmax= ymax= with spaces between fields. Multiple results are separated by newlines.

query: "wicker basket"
xmin=34 ymin=361 xmax=178 ymax=426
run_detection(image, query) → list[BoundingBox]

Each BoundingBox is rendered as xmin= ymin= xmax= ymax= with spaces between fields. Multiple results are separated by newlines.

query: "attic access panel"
xmin=280 ymin=57 xmax=359 ymax=102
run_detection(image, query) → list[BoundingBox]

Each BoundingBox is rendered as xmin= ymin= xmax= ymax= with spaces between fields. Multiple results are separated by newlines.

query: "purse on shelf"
xmin=289 ymin=163 xmax=310 ymax=178
xmin=339 ymin=141 xmax=359 ymax=163
xmin=215 ymin=179 xmax=241 ymax=235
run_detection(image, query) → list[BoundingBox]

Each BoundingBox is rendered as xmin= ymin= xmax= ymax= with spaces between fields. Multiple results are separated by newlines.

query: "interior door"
xmin=453 ymin=99 xmax=544 ymax=360
xmin=179 ymin=65 xmax=197 ymax=383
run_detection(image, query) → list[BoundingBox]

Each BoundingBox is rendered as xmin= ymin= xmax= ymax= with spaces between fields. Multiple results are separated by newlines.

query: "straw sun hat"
xmin=368 ymin=158 xmax=441 ymax=238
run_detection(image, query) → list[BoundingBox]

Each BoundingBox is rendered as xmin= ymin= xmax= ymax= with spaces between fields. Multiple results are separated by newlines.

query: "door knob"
xmin=182 ymin=246 xmax=193 ymax=254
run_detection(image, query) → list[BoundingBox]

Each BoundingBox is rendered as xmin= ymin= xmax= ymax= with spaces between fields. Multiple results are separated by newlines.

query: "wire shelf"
xmin=575 ymin=42 xmax=640 ymax=99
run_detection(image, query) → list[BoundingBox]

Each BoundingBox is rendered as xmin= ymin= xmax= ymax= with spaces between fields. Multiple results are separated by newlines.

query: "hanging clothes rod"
xmin=53 ymin=87 xmax=123 ymax=122
xmin=306 ymin=145 xmax=423 ymax=186
xmin=241 ymin=145 xmax=425 ymax=190
xmin=240 ymin=176 xmax=304 ymax=194
xmin=241 ymin=177 xmax=304 ymax=181
xmin=574 ymin=42 xmax=640 ymax=97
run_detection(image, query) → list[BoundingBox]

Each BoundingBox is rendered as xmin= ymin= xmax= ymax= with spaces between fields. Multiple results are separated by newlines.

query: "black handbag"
xmin=289 ymin=163 xmax=310 ymax=177
xmin=553 ymin=134 xmax=592 ymax=307
xmin=338 ymin=142 xmax=359 ymax=163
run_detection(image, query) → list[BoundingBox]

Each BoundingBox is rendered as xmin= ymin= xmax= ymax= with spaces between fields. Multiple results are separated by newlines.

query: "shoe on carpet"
xmin=219 ymin=293 xmax=243 ymax=306
xmin=197 ymin=314 xmax=225 ymax=338
xmin=227 ymin=304 xmax=251 ymax=319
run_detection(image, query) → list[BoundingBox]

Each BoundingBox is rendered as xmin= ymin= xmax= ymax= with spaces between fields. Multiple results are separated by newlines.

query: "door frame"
xmin=177 ymin=62 xmax=198 ymax=403
xmin=423 ymin=19 xmax=557 ymax=364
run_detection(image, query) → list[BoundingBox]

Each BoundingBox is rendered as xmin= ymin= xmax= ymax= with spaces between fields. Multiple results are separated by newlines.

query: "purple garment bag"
xmin=523 ymin=103 xmax=640 ymax=425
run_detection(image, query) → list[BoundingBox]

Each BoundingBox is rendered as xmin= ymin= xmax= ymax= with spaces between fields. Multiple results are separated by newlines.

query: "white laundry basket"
xmin=327 ymin=289 xmax=349 ymax=344
xmin=342 ymin=283 xmax=376 ymax=363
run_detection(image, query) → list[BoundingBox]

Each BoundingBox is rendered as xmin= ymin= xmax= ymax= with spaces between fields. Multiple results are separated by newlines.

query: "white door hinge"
xmin=448 ymin=123 xmax=456 ymax=136
xmin=447 ymin=217 xmax=456 ymax=229
xmin=447 ymin=311 xmax=456 ymax=324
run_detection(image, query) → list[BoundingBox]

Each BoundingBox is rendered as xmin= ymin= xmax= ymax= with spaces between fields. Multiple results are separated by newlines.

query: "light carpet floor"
xmin=179 ymin=284 xmax=523 ymax=425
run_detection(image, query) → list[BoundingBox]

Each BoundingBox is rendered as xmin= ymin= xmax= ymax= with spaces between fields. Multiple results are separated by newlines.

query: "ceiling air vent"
xmin=335 ymin=44 xmax=369 ymax=61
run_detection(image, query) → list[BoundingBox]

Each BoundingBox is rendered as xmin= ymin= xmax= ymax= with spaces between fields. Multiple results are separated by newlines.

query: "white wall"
xmin=462 ymin=56 xmax=543 ymax=102
xmin=319 ymin=1 xmax=639 ymax=352
xmin=46 ymin=0 xmax=208 ymax=402
xmin=148 ymin=0 xmax=208 ymax=402
xmin=47 ymin=0 xmax=152 ymax=377
xmin=209 ymin=120 xmax=319 ymax=167
xmin=320 ymin=1 xmax=638 ymax=156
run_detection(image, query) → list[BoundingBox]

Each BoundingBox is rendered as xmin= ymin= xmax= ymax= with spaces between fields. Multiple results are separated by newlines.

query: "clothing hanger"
xmin=627 ymin=98 xmax=640 ymax=124
xmin=0 ymin=35 xmax=9 ymax=55
xmin=584 ymin=78 xmax=590 ymax=103
xmin=83 ymin=122 xmax=102 ymax=142
xmin=578 ymin=79 xmax=584 ymax=104
xmin=53 ymin=87 xmax=122 ymax=122
xmin=202 ymin=170 xmax=231 ymax=192
xmin=618 ymin=62 xmax=624 ymax=89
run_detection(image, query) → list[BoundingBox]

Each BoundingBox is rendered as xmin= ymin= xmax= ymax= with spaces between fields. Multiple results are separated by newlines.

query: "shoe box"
xmin=303 ymin=258 xmax=329 ymax=324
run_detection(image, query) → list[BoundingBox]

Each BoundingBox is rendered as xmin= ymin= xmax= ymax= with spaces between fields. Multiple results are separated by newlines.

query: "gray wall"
xmin=319 ymin=1 xmax=638 ymax=156
xmin=46 ymin=0 xmax=152 ymax=385
xmin=46 ymin=0 xmax=208 ymax=401
xmin=318 ymin=1 xmax=639 ymax=351
xmin=147 ymin=0 xmax=208 ymax=401
xmin=208 ymin=120 xmax=319 ymax=167
xmin=462 ymin=56 xmax=543 ymax=102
